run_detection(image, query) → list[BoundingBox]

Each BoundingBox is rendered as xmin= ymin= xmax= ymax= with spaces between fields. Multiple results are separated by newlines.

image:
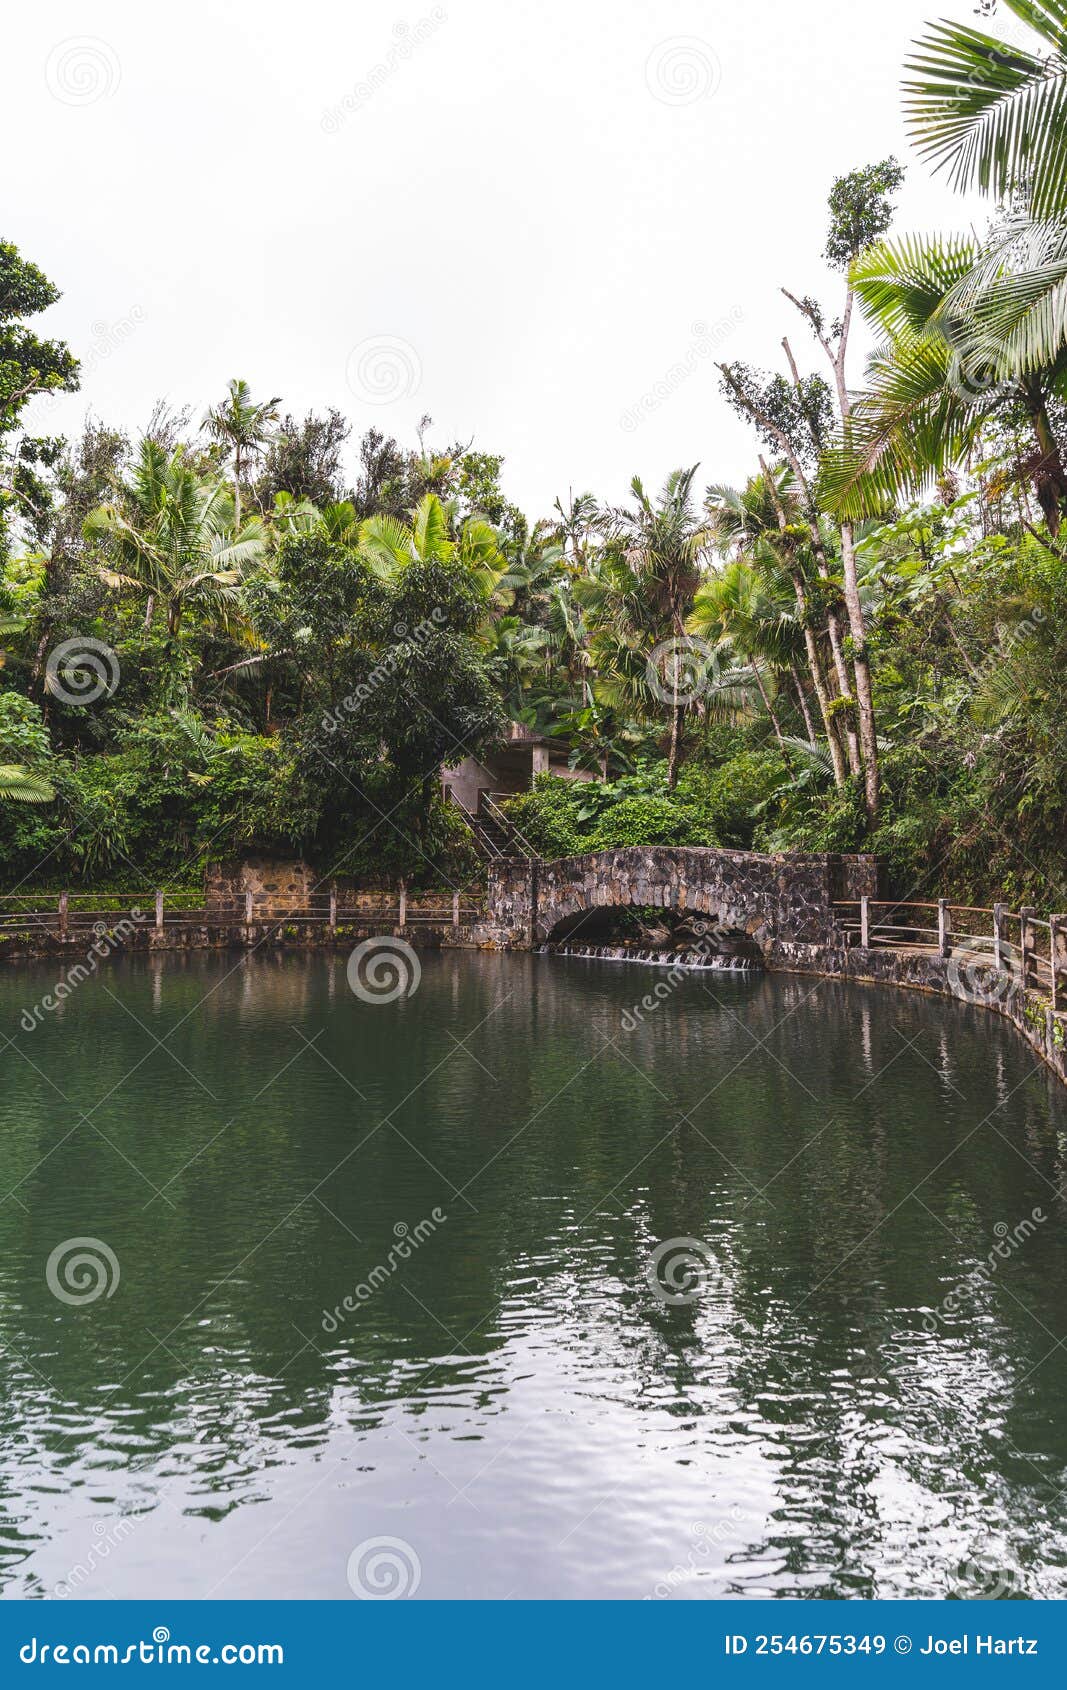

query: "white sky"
xmin=9 ymin=0 xmax=1007 ymax=521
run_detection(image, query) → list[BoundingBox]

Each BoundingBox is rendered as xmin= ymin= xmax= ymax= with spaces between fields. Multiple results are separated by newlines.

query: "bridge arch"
xmin=486 ymin=845 xmax=877 ymax=953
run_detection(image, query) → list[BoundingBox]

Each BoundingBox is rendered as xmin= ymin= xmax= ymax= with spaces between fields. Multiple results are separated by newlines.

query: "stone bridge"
xmin=486 ymin=846 xmax=878 ymax=952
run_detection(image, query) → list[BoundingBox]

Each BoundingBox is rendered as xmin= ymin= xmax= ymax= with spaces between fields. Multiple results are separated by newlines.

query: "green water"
xmin=1 ymin=948 xmax=1066 ymax=1600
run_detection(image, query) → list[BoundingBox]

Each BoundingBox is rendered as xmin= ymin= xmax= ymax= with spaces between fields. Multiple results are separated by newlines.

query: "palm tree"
xmin=688 ymin=558 xmax=799 ymax=759
xmin=551 ymin=491 xmax=602 ymax=571
xmin=703 ymin=472 xmax=850 ymax=785
xmin=820 ymin=230 xmax=1067 ymax=530
xmin=480 ymin=616 xmax=551 ymax=718
xmin=825 ymin=3 xmax=1067 ymax=525
xmin=269 ymin=491 xmax=360 ymax=545
xmin=357 ymin=492 xmax=505 ymax=598
xmin=584 ymin=467 xmax=713 ymax=788
xmin=204 ymin=379 xmax=280 ymax=527
xmin=85 ymin=439 xmax=267 ymax=638
xmin=904 ymin=1 xmax=1067 ymax=220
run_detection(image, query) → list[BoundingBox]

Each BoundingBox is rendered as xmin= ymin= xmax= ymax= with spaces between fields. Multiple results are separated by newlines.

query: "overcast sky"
xmin=10 ymin=0 xmax=1009 ymax=521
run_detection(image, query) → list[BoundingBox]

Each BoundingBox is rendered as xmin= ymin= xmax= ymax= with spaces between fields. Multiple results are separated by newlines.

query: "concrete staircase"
xmin=449 ymin=791 xmax=539 ymax=862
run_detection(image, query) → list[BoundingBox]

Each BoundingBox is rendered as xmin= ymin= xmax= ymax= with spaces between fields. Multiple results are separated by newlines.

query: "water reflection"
xmin=0 ymin=949 xmax=1065 ymax=1598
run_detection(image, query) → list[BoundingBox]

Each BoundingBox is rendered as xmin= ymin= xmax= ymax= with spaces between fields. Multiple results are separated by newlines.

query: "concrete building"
xmin=442 ymin=723 xmax=600 ymax=813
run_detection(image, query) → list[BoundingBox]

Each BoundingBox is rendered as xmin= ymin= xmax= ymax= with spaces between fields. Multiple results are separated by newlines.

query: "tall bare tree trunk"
xmin=822 ymin=593 xmax=861 ymax=778
xmin=667 ymin=702 xmax=682 ymax=789
xmin=749 ymin=662 xmax=790 ymax=762
xmin=723 ymin=364 xmax=862 ymax=783
xmin=783 ymin=286 xmax=879 ymax=825
xmin=1022 ymin=378 xmax=1067 ymax=534
xmin=758 ymin=455 xmax=847 ymax=787
xmin=790 ymin=663 xmax=817 ymax=741
xmin=839 ymin=520 xmax=879 ymax=821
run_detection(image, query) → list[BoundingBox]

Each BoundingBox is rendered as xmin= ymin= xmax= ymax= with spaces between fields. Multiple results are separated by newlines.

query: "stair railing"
xmin=480 ymin=793 xmax=541 ymax=861
xmin=445 ymin=789 xmax=507 ymax=859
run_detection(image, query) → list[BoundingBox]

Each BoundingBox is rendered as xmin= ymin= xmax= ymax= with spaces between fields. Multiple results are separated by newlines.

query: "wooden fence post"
xmin=398 ymin=882 xmax=407 ymax=928
xmin=1050 ymin=915 xmax=1064 ymax=1013
xmin=244 ymin=889 xmax=254 ymax=930
xmin=993 ymin=903 xmax=1004 ymax=972
xmin=938 ymin=898 xmax=951 ymax=959
xmin=453 ymin=890 xmax=460 ymax=929
xmin=329 ymin=884 xmax=337 ymax=936
xmin=155 ymin=889 xmax=164 ymax=934
xmin=860 ymin=894 xmax=869 ymax=949
xmin=1019 ymin=906 xmax=1034 ymax=989
xmin=58 ymin=890 xmax=68 ymax=938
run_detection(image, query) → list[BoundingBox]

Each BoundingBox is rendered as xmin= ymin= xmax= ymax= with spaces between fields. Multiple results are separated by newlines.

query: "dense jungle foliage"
xmin=2 ymin=0 xmax=1067 ymax=907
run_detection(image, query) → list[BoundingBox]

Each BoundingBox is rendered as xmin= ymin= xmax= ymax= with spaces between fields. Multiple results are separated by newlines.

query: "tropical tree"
xmin=782 ymin=158 xmax=904 ymax=821
xmin=204 ymin=379 xmax=280 ymax=527
xmin=357 ymin=492 xmax=505 ymax=598
xmin=822 ymin=241 xmax=1067 ymax=519
xmin=824 ymin=4 xmax=1067 ymax=530
xmin=0 ymin=692 xmax=55 ymax=802
xmin=905 ymin=0 xmax=1067 ymax=218
xmin=0 ymin=240 xmax=79 ymax=560
xmin=583 ymin=467 xmax=714 ymax=788
xmin=699 ymin=473 xmax=844 ymax=774
xmin=85 ymin=438 xmax=267 ymax=638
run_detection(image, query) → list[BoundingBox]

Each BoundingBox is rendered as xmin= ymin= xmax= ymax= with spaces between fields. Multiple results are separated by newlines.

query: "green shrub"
xmin=502 ymin=765 xmax=722 ymax=857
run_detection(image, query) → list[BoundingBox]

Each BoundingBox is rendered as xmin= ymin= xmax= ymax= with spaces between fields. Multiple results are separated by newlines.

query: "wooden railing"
xmin=833 ymin=897 xmax=1067 ymax=1010
xmin=0 ymin=885 xmax=487 ymax=941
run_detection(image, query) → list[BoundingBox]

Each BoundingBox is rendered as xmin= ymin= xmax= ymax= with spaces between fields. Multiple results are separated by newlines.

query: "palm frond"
xmin=0 ymin=764 xmax=55 ymax=803
xmin=820 ymin=335 xmax=994 ymax=518
xmin=904 ymin=3 xmax=1067 ymax=218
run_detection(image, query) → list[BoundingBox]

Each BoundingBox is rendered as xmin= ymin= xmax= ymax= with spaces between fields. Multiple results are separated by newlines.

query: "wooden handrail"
xmin=834 ymin=894 xmax=1065 ymax=1006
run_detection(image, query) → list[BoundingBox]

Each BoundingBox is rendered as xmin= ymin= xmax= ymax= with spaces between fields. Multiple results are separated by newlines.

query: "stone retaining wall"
xmin=0 ymin=922 xmax=490 ymax=963
xmin=205 ymin=857 xmax=316 ymax=918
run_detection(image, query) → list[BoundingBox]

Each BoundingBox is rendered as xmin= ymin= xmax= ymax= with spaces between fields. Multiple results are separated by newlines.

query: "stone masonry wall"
xmin=205 ymin=857 xmax=316 ymax=918
xmin=487 ymin=847 xmax=878 ymax=951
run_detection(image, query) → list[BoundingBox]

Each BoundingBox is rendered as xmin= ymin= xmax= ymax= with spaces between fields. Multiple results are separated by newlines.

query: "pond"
xmin=1 ymin=948 xmax=1066 ymax=1599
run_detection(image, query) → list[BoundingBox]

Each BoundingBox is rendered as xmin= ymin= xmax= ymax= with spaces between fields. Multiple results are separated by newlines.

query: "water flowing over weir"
xmin=537 ymin=941 xmax=762 ymax=971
